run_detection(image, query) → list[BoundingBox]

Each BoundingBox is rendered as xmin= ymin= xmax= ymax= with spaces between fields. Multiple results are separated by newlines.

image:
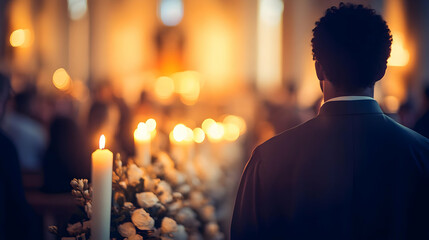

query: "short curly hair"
xmin=312 ymin=3 xmax=392 ymax=92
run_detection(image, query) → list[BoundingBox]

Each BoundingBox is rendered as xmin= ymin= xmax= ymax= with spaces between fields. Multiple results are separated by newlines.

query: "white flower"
xmin=156 ymin=180 xmax=172 ymax=195
xmin=165 ymin=168 xmax=186 ymax=186
xmin=161 ymin=217 xmax=178 ymax=234
xmin=82 ymin=221 xmax=90 ymax=231
xmin=176 ymin=207 xmax=197 ymax=226
xmin=66 ymin=222 xmax=82 ymax=236
xmin=118 ymin=222 xmax=136 ymax=237
xmin=205 ymin=222 xmax=220 ymax=238
xmin=143 ymin=175 xmax=156 ymax=192
xmin=124 ymin=201 xmax=135 ymax=209
xmin=131 ymin=208 xmax=155 ymax=230
xmin=177 ymin=184 xmax=191 ymax=195
xmin=136 ymin=192 xmax=159 ymax=208
xmin=125 ymin=234 xmax=143 ymax=240
xmin=159 ymin=191 xmax=173 ymax=204
xmin=78 ymin=179 xmax=85 ymax=190
xmin=157 ymin=180 xmax=173 ymax=204
xmin=128 ymin=164 xmax=144 ymax=186
xmin=172 ymin=224 xmax=188 ymax=240
xmin=189 ymin=191 xmax=205 ymax=209
xmin=119 ymin=181 xmax=127 ymax=189
xmin=188 ymin=232 xmax=204 ymax=240
xmin=157 ymin=152 xmax=175 ymax=169
xmin=168 ymin=200 xmax=183 ymax=214
xmin=200 ymin=204 xmax=216 ymax=222
xmin=85 ymin=202 xmax=92 ymax=219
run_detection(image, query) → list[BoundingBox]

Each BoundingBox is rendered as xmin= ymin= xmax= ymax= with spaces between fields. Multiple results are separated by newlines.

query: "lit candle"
xmin=134 ymin=122 xmax=151 ymax=167
xmin=170 ymin=124 xmax=195 ymax=170
xmin=91 ymin=135 xmax=113 ymax=240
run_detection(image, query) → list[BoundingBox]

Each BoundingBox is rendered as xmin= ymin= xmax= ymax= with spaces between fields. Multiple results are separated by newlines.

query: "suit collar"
xmin=319 ymin=99 xmax=383 ymax=116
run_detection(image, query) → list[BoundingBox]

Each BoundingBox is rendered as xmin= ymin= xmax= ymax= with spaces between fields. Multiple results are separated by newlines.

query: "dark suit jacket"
xmin=231 ymin=100 xmax=429 ymax=240
xmin=0 ymin=130 xmax=34 ymax=240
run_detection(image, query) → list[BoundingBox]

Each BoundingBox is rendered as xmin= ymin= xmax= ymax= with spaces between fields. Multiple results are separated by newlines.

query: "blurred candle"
xmin=91 ymin=135 xmax=113 ymax=240
xmin=170 ymin=124 xmax=194 ymax=167
xmin=134 ymin=122 xmax=151 ymax=167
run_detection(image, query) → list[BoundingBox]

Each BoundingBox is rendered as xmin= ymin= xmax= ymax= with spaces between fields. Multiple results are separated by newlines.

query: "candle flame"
xmin=134 ymin=122 xmax=151 ymax=141
xmin=99 ymin=134 xmax=106 ymax=149
xmin=206 ymin=122 xmax=225 ymax=143
xmin=145 ymin=118 xmax=157 ymax=132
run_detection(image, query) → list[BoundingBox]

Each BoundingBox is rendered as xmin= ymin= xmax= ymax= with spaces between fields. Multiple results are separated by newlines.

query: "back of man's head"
xmin=312 ymin=3 xmax=392 ymax=93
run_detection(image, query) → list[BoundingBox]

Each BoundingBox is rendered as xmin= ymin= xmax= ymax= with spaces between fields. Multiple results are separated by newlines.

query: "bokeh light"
xmin=223 ymin=115 xmax=247 ymax=135
xmin=67 ymin=0 xmax=87 ymax=20
xmin=172 ymin=71 xmax=201 ymax=105
xmin=202 ymin=118 xmax=216 ymax=133
xmin=155 ymin=76 xmax=175 ymax=100
xmin=146 ymin=118 xmax=157 ymax=132
xmin=172 ymin=124 xmax=188 ymax=142
xmin=193 ymin=128 xmax=205 ymax=143
xmin=388 ymin=32 xmax=410 ymax=67
xmin=223 ymin=123 xmax=240 ymax=142
xmin=159 ymin=0 xmax=184 ymax=26
xmin=52 ymin=68 xmax=72 ymax=91
xmin=206 ymin=122 xmax=225 ymax=143
xmin=134 ymin=122 xmax=151 ymax=141
xmin=10 ymin=29 xmax=31 ymax=47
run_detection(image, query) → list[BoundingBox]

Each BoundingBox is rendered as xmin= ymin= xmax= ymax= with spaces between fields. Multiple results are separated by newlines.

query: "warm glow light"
xmin=99 ymin=135 xmax=106 ymax=149
xmin=223 ymin=115 xmax=247 ymax=135
xmin=70 ymin=80 xmax=89 ymax=101
xmin=159 ymin=0 xmax=184 ymax=26
xmin=223 ymin=123 xmax=240 ymax=142
xmin=193 ymin=128 xmax=205 ymax=143
xmin=388 ymin=32 xmax=410 ymax=67
xmin=172 ymin=124 xmax=188 ymax=142
xmin=206 ymin=122 xmax=225 ymax=143
xmin=259 ymin=0 xmax=284 ymax=25
xmin=171 ymin=124 xmax=193 ymax=143
xmin=202 ymin=118 xmax=216 ymax=133
xmin=145 ymin=118 xmax=157 ymax=132
xmin=257 ymin=0 xmax=283 ymax=93
xmin=172 ymin=71 xmax=201 ymax=105
xmin=68 ymin=0 xmax=87 ymax=20
xmin=384 ymin=95 xmax=400 ymax=113
xmin=10 ymin=29 xmax=30 ymax=47
xmin=53 ymin=68 xmax=72 ymax=91
xmin=155 ymin=76 xmax=175 ymax=100
xmin=134 ymin=122 xmax=151 ymax=141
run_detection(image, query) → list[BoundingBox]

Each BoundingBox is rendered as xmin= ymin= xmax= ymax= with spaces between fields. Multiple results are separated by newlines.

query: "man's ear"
xmin=315 ymin=61 xmax=325 ymax=81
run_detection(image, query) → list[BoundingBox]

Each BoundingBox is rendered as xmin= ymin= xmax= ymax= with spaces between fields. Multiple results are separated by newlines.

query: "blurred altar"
xmin=1 ymin=0 xmax=429 ymax=239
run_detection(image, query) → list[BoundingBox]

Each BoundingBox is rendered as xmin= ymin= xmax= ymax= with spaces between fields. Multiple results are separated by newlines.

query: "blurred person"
xmin=265 ymin=83 xmax=302 ymax=134
xmin=232 ymin=3 xmax=429 ymax=239
xmin=414 ymin=86 xmax=429 ymax=138
xmin=42 ymin=115 xmax=91 ymax=193
xmin=92 ymin=81 xmax=134 ymax=157
xmin=0 ymin=73 xmax=36 ymax=239
xmin=2 ymin=87 xmax=47 ymax=171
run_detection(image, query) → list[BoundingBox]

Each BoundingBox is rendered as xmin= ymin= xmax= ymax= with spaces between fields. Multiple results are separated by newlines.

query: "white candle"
xmin=170 ymin=124 xmax=195 ymax=170
xmin=91 ymin=135 xmax=113 ymax=240
xmin=134 ymin=122 xmax=151 ymax=167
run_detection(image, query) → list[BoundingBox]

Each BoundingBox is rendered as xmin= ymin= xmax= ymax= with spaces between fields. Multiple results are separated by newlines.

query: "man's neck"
xmin=322 ymin=81 xmax=374 ymax=102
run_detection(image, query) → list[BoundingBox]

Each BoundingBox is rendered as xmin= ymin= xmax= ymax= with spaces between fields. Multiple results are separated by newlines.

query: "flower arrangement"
xmin=49 ymin=152 xmax=224 ymax=240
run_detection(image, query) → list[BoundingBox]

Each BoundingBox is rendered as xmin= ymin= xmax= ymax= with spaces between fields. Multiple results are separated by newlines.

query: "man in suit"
xmin=231 ymin=3 xmax=429 ymax=239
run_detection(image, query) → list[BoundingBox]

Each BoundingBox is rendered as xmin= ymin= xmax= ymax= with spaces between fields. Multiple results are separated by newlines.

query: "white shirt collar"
xmin=323 ymin=96 xmax=375 ymax=106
